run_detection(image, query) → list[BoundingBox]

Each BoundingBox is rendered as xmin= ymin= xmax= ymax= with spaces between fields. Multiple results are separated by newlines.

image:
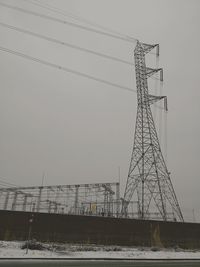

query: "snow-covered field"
xmin=0 ymin=241 xmax=200 ymax=259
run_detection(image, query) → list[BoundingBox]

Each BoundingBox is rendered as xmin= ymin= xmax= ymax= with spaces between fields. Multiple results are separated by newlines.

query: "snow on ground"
xmin=0 ymin=241 xmax=200 ymax=259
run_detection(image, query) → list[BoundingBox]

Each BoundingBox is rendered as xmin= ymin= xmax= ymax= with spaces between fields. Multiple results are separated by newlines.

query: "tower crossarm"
xmin=148 ymin=94 xmax=166 ymax=108
xmin=139 ymin=94 xmax=167 ymax=110
xmin=146 ymin=67 xmax=163 ymax=81
xmin=140 ymin=43 xmax=159 ymax=54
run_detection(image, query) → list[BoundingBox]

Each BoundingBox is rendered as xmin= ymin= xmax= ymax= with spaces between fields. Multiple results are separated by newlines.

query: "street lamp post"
xmin=26 ymin=214 xmax=34 ymax=254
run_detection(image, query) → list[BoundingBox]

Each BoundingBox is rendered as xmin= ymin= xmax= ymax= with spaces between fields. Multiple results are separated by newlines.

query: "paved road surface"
xmin=0 ymin=260 xmax=200 ymax=267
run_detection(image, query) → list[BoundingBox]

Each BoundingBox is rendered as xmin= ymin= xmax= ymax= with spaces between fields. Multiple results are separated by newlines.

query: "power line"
xmin=0 ymin=45 xmax=136 ymax=93
xmin=0 ymin=177 xmax=18 ymax=187
xmin=27 ymin=0 xmax=119 ymax=34
xmin=0 ymin=2 xmax=138 ymax=43
xmin=26 ymin=0 xmax=137 ymax=42
xmin=0 ymin=21 xmax=133 ymax=66
xmin=28 ymin=0 xmax=158 ymax=58
xmin=0 ymin=44 xmax=163 ymax=109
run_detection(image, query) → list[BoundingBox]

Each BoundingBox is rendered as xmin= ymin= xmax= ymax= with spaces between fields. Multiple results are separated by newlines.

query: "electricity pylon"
xmin=121 ymin=41 xmax=184 ymax=222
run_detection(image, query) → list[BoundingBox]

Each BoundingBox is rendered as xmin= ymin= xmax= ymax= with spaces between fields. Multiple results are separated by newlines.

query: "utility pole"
xmin=192 ymin=208 xmax=196 ymax=222
xmin=26 ymin=214 xmax=34 ymax=254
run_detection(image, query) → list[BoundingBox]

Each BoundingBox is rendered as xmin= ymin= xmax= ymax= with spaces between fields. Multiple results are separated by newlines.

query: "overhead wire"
xmin=26 ymin=0 xmax=137 ymax=42
xmin=0 ymin=45 xmax=136 ymax=94
xmin=0 ymin=43 xmax=163 ymax=107
xmin=158 ymin=81 xmax=163 ymax=146
xmin=152 ymin=55 xmax=159 ymax=120
xmin=0 ymin=23 xmax=159 ymax=85
xmin=0 ymin=2 xmax=138 ymax=43
xmin=0 ymin=177 xmax=18 ymax=187
xmin=164 ymin=109 xmax=168 ymax=165
xmin=0 ymin=21 xmax=133 ymax=66
xmin=0 ymin=1 xmax=166 ymax=100
xmin=0 ymin=3 xmax=160 ymax=100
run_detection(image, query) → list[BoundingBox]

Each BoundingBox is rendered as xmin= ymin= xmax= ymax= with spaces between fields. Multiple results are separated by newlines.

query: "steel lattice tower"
xmin=121 ymin=41 xmax=184 ymax=222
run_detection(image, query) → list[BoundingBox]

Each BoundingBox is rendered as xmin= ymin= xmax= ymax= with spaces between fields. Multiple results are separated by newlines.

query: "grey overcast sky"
xmin=0 ymin=0 xmax=199 ymax=221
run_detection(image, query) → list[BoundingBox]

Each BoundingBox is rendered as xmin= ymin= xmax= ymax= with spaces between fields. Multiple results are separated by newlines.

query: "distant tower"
xmin=121 ymin=41 xmax=183 ymax=222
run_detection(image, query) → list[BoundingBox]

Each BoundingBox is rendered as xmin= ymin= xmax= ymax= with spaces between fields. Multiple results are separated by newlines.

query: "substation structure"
xmin=0 ymin=182 xmax=124 ymax=217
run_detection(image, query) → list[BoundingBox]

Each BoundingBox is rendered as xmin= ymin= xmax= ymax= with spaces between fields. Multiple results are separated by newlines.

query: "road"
xmin=0 ymin=259 xmax=200 ymax=267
